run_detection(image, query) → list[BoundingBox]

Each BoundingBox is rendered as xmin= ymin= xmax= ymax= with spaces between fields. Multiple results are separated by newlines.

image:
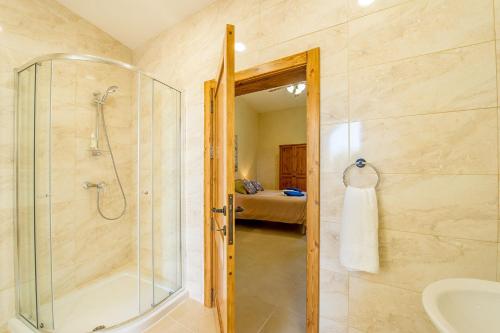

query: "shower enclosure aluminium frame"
xmin=13 ymin=53 xmax=184 ymax=332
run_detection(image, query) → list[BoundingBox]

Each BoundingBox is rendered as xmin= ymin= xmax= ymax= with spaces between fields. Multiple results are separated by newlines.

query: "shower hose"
xmin=96 ymin=104 xmax=127 ymax=220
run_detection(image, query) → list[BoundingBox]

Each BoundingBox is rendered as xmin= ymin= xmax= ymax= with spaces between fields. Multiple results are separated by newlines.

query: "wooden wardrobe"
xmin=279 ymin=143 xmax=307 ymax=191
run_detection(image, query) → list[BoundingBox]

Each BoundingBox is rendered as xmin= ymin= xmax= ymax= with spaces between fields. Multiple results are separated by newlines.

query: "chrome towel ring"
xmin=342 ymin=158 xmax=381 ymax=188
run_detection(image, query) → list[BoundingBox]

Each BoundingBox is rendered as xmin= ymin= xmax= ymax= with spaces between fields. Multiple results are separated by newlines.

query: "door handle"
xmin=235 ymin=206 xmax=244 ymax=213
xmin=212 ymin=206 xmax=226 ymax=216
xmin=216 ymin=225 xmax=227 ymax=236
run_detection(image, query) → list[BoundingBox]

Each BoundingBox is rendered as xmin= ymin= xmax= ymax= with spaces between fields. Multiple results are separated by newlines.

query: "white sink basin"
xmin=423 ymin=279 xmax=500 ymax=333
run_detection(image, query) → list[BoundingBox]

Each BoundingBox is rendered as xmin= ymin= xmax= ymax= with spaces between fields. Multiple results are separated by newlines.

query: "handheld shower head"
xmin=107 ymin=85 xmax=119 ymax=94
xmin=100 ymin=85 xmax=119 ymax=103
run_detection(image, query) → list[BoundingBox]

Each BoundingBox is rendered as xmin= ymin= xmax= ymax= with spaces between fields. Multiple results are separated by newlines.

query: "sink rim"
xmin=422 ymin=278 xmax=500 ymax=333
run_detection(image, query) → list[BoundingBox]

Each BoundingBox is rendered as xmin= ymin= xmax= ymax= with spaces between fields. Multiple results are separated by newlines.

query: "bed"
xmin=235 ymin=190 xmax=307 ymax=227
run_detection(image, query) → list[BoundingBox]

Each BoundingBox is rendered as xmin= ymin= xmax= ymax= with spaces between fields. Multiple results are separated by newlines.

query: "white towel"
xmin=340 ymin=186 xmax=379 ymax=273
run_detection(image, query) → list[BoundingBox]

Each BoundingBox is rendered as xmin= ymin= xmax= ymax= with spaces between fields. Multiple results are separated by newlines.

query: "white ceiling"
xmin=238 ymin=85 xmax=307 ymax=113
xmin=56 ymin=0 xmax=215 ymax=49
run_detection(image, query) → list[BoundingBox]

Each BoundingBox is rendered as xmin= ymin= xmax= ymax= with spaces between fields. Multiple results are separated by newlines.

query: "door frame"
xmin=204 ymin=48 xmax=320 ymax=332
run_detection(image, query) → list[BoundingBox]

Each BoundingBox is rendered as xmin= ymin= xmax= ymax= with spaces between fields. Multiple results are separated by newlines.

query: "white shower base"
xmin=9 ymin=271 xmax=187 ymax=333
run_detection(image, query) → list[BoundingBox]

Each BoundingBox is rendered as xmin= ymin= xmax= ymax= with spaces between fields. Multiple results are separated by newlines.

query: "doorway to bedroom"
xmin=204 ymin=43 xmax=320 ymax=333
xmin=234 ymin=86 xmax=307 ymax=332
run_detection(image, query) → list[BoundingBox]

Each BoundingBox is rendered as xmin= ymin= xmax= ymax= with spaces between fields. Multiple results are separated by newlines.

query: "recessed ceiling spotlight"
xmin=358 ymin=0 xmax=375 ymax=7
xmin=0 ymin=26 xmax=3 ymax=32
xmin=235 ymin=42 xmax=246 ymax=52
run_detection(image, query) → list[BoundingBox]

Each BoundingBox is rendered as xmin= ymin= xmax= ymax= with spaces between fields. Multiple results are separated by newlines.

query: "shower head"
xmin=106 ymin=85 xmax=119 ymax=94
xmin=100 ymin=85 xmax=119 ymax=103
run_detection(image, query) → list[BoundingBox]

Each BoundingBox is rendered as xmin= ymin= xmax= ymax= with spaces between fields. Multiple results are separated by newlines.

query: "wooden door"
xmin=206 ymin=49 xmax=320 ymax=333
xmin=295 ymin=144 xmax=307 ymax=191
xmin=279 ymin=144 xmax=307 ymax=191
xmin=211 ymin=24 xmax=235 ymax=333
xmin=279 ymin=145 xmax=295 ymax=189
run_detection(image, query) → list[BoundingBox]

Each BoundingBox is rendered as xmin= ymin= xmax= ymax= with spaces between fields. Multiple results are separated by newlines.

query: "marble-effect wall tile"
xmin=349 ymin=0 xmax=494 ymax=69
xmin=354 ymin=229 xmax=498 ymax=292
xmin=349 ymin=277 xmax=438 ymax=333
xmin=378 ymin=174 xmax=498 ymax=241
xmin=350 ymin=42 xmax=497 ymax=120
xmin=351 ymin=108 xmax=498 ymax=175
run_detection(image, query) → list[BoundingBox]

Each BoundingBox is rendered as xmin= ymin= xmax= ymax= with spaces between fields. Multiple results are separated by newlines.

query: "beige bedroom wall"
xmin=257 ymin=107 xmax=306 ymax=190
xmin=235 ymin=101 xmax=306 ymax=189
xmin=235 ymin=98 xmax=259 ymax=180
xmin=133 ymin=0 xmax=500 ymax=331
xmin=0 ymin=0 xmax=132 ymax=329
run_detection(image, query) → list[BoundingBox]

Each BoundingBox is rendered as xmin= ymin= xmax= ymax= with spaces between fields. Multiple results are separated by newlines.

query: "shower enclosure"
xmin=14 ymin=54 xmax=182 ymax=332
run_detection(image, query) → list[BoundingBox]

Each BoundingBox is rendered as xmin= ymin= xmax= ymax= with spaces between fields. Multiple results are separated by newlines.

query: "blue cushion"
xmin=285 ymin=187 xmax=301 ymax=192
xmin=284 ymin=190 xmax=305 ymax=197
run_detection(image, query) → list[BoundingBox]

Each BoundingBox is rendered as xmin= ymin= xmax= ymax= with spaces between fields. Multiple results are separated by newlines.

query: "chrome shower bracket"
xmin=83 ymin=181 xmax=106 ymax=190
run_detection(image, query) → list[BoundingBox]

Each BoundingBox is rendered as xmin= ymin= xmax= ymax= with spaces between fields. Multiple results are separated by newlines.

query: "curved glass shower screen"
xmin=14 ymin=55 xmax=182 ymax=332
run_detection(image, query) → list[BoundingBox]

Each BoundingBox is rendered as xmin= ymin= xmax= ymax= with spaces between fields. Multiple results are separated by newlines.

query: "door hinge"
xmin=210 ymin=90 xmax=214 ymax=114
xmin=210 ymin=145 xmax=214 ymax=159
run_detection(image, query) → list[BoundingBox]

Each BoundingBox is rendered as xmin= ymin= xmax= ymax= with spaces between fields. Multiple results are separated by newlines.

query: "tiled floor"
xmin=144 ymin=298 xmax=218 ymax=333
xmin=146 ymin=221 xmax=306 ymax=333
xmin=235 ymin=220 xmax=306 ymax=333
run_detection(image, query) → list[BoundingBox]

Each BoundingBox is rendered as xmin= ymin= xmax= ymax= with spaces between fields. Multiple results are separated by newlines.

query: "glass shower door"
xmin=138 ymin=76 xmax=182 ymax=310
xmin=16 ymin=61 xmax=54 ymax=330
xmin=151 ymin=80 xmax=182 ymax=303
xmin=16 ymin=64 xmax=38 ymax=328
xmin=34 ymin=61 xmax=54 ymax=330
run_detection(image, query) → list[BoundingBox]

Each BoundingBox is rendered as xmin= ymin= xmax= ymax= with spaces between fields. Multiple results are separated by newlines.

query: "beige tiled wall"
xmin=49 ymin=60 xmax=137 ymax=299
xmin=0 ymin=0 xmax=132 ymax=330
xmin=133 ymin=0 xmax=500 ymax=331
